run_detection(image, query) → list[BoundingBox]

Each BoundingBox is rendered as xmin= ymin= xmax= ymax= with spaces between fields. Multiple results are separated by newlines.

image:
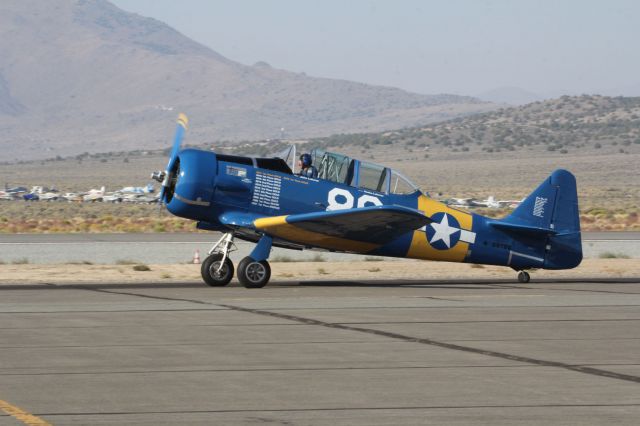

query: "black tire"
xmin=517 ymin=271 xmax=530 ymax=283
xmin=238 ymin=257 xmax=271 ymax=288
xmin=201 ymin=253 xmax=234 ymax=287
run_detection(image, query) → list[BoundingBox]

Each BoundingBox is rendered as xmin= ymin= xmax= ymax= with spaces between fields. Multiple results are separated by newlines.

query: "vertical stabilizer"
xmin=503 ymin=169 xmax=582 ymax=269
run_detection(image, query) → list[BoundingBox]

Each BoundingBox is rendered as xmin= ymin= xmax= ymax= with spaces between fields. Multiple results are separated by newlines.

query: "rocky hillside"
xmin=304 ymin=95 xmax=640 ymax=156
xmin=0 ymin=0 xmax=494 ymax=160
xmin=1 ymin=96 xmax=638 ymax=230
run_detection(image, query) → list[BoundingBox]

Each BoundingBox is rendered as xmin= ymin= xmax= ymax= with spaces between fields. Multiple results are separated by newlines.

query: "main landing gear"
xmin=517 ymin=270 xmax=531 ymax=283
xmin=201 ymin=232 xmax=273 ymax=288
xmin=237 ymin=257 xmax=271 ymax=288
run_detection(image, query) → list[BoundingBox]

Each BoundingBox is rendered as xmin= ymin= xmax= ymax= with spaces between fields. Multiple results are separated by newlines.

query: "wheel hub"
xmin=246 ymin=262 xmax=266 ymax=283
xmin=209 ymin=261 xmax=228 ymax=279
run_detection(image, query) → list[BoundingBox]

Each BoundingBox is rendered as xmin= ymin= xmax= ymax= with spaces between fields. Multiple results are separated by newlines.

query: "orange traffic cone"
xmin=193 ymin=249 xmax=201 ymax=264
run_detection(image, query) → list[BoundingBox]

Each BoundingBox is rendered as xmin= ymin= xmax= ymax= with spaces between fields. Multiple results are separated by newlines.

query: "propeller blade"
xmin=168 ymin=113 xmax=188 ymax=168
xmin=159 ymin=113 xmax=189 ymax=202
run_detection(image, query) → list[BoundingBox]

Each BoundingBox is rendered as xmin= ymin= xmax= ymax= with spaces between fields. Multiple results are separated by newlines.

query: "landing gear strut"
xmin=517 ymin=270 xmax=530 ymax=283
xmin=200 ymin=232 xmax=274 ymax=288
xmin=201 ymin=232 xmax=236 ymax=287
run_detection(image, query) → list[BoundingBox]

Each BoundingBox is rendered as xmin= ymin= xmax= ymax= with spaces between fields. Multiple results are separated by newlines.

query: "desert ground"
xmin=1 ymin=259 xmax=637 ymax=285
xmin=1 ymin=144 xmax=638 ymax=232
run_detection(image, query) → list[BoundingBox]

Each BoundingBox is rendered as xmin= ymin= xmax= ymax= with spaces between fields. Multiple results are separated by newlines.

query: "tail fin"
xmin=503 ymin=169 xmax=582 ymax=269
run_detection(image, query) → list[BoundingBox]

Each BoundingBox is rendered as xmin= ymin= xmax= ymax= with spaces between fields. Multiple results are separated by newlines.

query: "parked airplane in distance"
xmin=83 ymin=186 xmax=106 ymax=202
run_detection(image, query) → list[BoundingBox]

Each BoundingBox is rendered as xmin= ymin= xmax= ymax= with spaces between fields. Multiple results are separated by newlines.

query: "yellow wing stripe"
xmin=254 ymin=215 xmax=288 ymax=229
xmin=254 ymin=216 xmax=378 ymax=253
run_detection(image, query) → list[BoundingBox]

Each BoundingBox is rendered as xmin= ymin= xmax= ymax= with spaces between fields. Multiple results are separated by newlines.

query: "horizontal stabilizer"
xmin=488 ymin=221 xmax=558 ymax=236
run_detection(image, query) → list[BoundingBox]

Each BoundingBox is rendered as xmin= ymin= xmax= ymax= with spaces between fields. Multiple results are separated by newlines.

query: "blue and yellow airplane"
xmin=152 ymin=114 xmax=582 ymax=288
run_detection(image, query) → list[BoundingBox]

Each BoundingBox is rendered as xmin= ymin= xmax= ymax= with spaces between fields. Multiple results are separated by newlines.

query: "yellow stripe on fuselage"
xmin=254 ymin=216 xmax=378 ymax=253
xmin=407 ymin=195 xmax=473 ymax=262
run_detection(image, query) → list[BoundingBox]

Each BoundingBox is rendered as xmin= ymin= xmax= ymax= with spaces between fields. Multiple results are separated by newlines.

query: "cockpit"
xmin=218 ymin=146 xmax=422 ymax=196
xmin=310 ymin=149 xmax=420 ymax=195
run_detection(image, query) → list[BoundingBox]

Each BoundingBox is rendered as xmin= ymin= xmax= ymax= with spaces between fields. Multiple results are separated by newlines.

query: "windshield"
xmin=273 ymin=145 xmax=296 ymax=171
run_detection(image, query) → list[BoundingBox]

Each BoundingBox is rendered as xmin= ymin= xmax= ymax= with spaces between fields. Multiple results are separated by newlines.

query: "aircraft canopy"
xmin=310 ymin=149 xmax=420 ymax=195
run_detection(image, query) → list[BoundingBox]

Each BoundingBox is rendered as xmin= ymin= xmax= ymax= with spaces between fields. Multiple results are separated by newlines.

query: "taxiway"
xmin=0 ymin=279 xmax=639 ymax=425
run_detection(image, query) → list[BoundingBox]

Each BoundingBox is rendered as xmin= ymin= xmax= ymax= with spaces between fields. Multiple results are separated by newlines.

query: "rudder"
xmin=505 ymin=169 xmax=582 ymax=269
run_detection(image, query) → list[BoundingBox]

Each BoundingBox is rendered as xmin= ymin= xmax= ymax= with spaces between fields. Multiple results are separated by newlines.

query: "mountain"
xmin=303 ymin=95 xmax=640 ymax=155
xmin=0 ymin=71 xmax=25 ymax=116
xmin=4 ymin=95 xmax=634 ymax=217
xmin=0 ymin=0 xmax=495 ymax=161
xmin=476 ymin=86 xmax=543 ymax=106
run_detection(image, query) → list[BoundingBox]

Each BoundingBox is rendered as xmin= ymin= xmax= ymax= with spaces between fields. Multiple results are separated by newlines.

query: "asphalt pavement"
xmin=0 ymin=278 xmax=639 ymax=425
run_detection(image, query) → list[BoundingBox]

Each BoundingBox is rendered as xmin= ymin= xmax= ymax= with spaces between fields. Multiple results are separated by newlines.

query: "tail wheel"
xmin=201 ymin=253 xmax=234 ymax=287
xmin=238 ymin=257 xmax=271 ymax=288
xmin=517 ymin=271 xmax=530 ymax=283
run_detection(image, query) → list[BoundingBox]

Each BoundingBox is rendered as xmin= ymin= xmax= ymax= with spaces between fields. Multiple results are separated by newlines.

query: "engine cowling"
xmin=164 ymin=149 xmax=217 ymax=221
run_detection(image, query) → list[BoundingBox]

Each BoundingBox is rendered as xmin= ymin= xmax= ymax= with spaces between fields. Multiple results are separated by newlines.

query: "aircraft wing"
xmin=253 ymin=205 xmax=431 ymax=252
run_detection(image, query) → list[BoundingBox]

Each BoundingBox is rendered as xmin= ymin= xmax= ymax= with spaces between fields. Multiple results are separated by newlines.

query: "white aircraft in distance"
xmin=120 ymin=183 xmax=154 ymax=194
xmin=0 ymin=191 xmax=16 ymax=201
xmin=446 ymin=196 xmax=524 ymax=209
xmin=507 ymin=198 xmax=525 ymax=209
xmin=83 ymin=186 xmax=106 ymax=202
xmin=30 ymin=186 xmax=50 ymax=194
xmin=28 ymin=185 xmax=61 ymax=201
xmin=62 ymin=192 xmax=84 ymax=202
xmin=38 ymin=192 xmax=61 ymax=201
xmin=476 ymin=196 xmax=525 ymax=209
xmin=121 ymin=193 xmax=159 ymax=204
xmin=102 ymin=193 xmax=123 ymax=203
xmin=135 ymin=193 xmax=160 ymax=204
xmin=446 ymin=197 xmax=482 ymax=208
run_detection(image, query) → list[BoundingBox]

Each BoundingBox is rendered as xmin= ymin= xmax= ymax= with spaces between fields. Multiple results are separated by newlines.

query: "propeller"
xmin=152 ymin=113 xmax=188 ymax=204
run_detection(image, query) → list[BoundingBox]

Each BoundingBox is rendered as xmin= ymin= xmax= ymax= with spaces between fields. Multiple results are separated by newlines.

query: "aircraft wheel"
xmin=517 ymin=271 xmax=530 ymax=283
xmin=201 ymin=253 xmax=234 ymax=287
xmin=238 ymin=257 xmax=271 ymax=288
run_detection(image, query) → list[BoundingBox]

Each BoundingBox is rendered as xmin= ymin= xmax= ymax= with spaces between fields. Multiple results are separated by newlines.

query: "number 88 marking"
xmin=327 ymin=188 xmax=382 ymax=211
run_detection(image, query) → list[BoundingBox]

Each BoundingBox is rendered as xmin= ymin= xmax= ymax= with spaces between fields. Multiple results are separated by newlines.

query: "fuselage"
xmin=165 ymin=149 xmax=581 ymax=271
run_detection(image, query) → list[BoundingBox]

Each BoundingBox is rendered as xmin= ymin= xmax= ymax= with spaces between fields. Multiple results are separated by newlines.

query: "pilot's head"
xmin=299 ymin=153 xmax=312 ymax=169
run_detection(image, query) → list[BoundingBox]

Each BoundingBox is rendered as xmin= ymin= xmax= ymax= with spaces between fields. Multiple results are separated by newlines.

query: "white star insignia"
xmin=429 ymin=214 xmax=460 ymax=249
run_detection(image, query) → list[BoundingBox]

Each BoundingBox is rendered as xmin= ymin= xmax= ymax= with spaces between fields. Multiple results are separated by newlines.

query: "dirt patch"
xmin=0 ymin=259 xmax=637 ymax=285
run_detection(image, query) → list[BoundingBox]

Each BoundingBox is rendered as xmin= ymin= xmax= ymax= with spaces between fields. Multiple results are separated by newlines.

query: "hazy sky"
xmin=112 ymin=0 xmax=640 ymax=97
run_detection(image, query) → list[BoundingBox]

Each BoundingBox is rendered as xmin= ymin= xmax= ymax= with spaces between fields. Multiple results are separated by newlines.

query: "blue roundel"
xmin=426 ymin=212 xmax=461 ymax=250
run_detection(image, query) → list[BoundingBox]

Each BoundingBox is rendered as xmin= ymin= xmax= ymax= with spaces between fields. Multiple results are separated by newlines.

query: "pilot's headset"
xmin=300 ymin=154 xmax=312 ymax=168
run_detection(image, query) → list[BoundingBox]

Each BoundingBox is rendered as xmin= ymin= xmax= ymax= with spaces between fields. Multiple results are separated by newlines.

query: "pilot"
xmin=297 ymin=153 xmax=318 ymax=178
